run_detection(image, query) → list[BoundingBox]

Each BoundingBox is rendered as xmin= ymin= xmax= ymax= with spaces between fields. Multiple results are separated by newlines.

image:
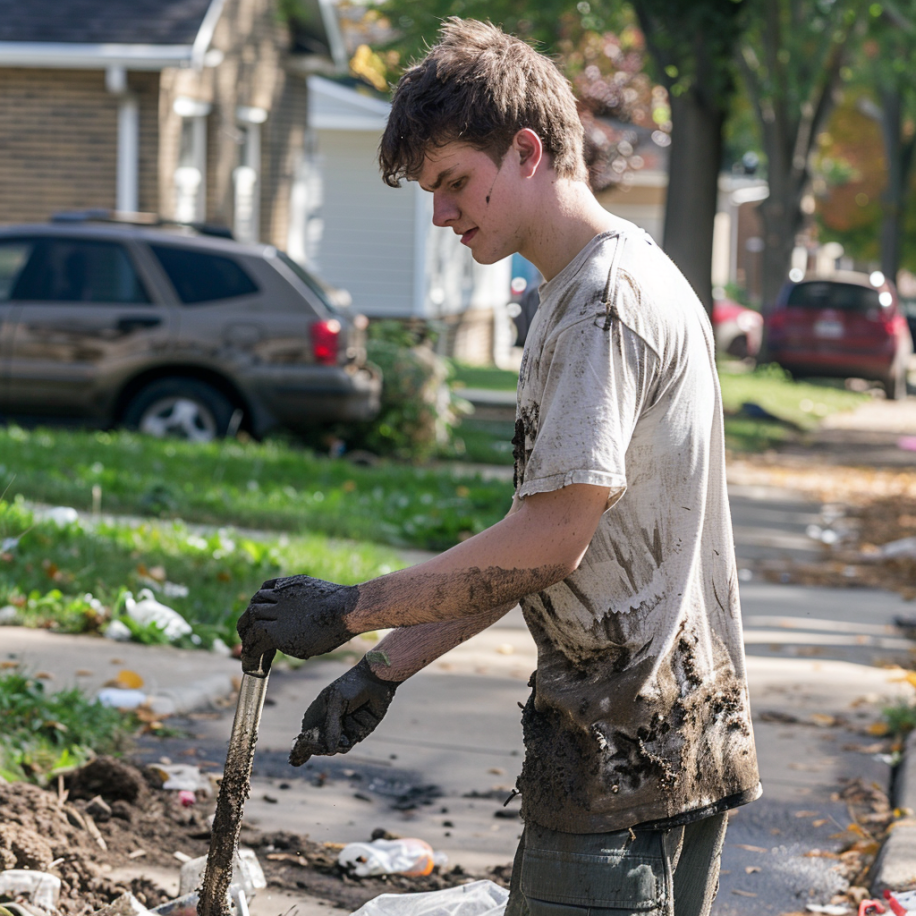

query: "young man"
xmin=238 ymin=18 xmax=760 ymax=915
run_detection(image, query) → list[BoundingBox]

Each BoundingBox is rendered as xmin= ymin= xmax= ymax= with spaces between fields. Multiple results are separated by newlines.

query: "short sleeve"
xmin=516 ymin=316 xmax=655 ymax=511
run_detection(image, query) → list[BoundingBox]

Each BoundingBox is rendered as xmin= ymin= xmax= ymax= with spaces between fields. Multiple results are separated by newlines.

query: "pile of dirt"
xmin=0 ymin=758 xmax=509 ymax=915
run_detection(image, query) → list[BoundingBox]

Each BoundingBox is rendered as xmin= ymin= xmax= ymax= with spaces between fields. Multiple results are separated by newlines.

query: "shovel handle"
xmin=197 ymin=671 xmax=270 ymax=916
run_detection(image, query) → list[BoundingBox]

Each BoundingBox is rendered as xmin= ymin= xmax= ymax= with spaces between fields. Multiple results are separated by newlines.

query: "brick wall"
xmin=160 ymin=0 xmax=308 ymax=248
xmin=0 ymin=68 xmax=159 ymax=224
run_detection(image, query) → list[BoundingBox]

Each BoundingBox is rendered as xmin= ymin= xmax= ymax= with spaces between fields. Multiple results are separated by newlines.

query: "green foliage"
xmin=0 ymin=671 xmax=132 ymax=783
xmin=631 ymin=0 xmax=747 ymax=102
xmin=347 ymin=321 xmax=468 ymax=461
xmin=882 ymin=698 xmax=916 ymax=738
xmin=0 ymin=496 xmax=409 ymax=648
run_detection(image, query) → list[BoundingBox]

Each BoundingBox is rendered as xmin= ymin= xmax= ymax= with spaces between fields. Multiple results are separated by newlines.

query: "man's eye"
xmin=451 ymin=179 xmax=465 ymax=191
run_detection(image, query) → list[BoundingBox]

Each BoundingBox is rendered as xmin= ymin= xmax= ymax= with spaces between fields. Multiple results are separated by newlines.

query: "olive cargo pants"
xmin=505 ymin=813 xmax=728 ymax=916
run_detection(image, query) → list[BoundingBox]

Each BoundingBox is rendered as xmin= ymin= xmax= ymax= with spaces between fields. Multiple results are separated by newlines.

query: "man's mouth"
xmin=460 ymin=228 xmax=478 ymax=245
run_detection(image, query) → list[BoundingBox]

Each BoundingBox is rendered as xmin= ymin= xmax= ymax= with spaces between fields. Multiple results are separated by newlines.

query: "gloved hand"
xmin=289 ymin=656 xmax=401 ymax=766
xmin=236 ymin=574 xmax=358 ymax=676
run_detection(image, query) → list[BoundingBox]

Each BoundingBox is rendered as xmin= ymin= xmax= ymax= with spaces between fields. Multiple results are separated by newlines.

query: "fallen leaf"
xmin=795 ymin=810 xmax=820 ymax=818
xmin=867 ymin=722 xmax=890 ymax=736
xmin=109 ymin=669 xmax=144 ymax=689
xmin=731 ymin=889 xmax=757 ymax=897
xmin=810 ymin=714 xmax=837 ymax=727
xmin=735 ymin=844 xmax=768 ymax=853
xmin=127 ymin=850 xmax=146 ymax=859
xmin=813 ymin=819 xmax=830 ymax=828
xmin=745 ymin=866 xmax=761 ymax=874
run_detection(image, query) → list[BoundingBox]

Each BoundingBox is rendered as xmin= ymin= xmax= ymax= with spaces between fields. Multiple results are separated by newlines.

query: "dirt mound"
xmin=0 ymin=758 xmax=509 ymax=915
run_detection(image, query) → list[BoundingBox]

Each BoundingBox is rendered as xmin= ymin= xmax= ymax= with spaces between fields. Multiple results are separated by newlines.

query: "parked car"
xmin=766 ymin=271 xmax=913 ymax=400
xmin=712 ymin=298 xmax=763 ymax=360
xmin=0 ymin=214 xmax=381 ymax=440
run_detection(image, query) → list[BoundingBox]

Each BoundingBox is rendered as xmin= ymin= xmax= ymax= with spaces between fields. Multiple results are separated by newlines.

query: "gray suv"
xmin=0 ymin=216 xmax=381 ymax=441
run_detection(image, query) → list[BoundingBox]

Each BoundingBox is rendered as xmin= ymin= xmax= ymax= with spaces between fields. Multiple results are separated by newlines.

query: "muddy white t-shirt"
xmin=513 ymin=225 xmax=761 ymax=833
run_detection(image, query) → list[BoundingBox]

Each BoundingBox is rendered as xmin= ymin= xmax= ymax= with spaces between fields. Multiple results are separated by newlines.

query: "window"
xmin=276 ymin=251 xmax=338 ymax=314
xmin=11 ymin=239 xmax=150 ymax=303
xmin=0 ymin=240 xmax=35 ymax=301
xmin=788 ymin=282 xmax=880 ymax=312
xmin=151 ymin=245 xmax=259 ymax=304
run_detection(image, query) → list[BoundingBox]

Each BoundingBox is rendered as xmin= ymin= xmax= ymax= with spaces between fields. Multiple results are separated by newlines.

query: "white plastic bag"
xmin=338 ymin=838 xmax=447 ymax=877
xmin=0 ymin=869 xmax=62 ymax=910
xmin=349 ymin=880 xmax=508 ymax=916
xmin=125 ymin=589 xmax=192 ymax=641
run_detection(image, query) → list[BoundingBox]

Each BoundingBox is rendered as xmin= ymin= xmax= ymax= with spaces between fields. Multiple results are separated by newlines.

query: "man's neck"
xmin=520 ymin=180 xmax=619 ymax=282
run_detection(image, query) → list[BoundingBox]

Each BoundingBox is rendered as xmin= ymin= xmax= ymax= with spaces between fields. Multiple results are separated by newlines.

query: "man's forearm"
xmin=366 ymin=603 xmax=516 ymax=682
xmin=345 ymin=483 xmax=610 ymax=634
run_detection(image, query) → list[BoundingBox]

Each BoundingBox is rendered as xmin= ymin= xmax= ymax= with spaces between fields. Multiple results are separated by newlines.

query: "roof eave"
xmin=0 ymin=41 xmax=197 ymax=70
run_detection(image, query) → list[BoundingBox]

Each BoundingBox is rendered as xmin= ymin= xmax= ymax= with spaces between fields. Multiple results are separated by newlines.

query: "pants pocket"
xmin=519 ymin=826 xmax=670 ymax=915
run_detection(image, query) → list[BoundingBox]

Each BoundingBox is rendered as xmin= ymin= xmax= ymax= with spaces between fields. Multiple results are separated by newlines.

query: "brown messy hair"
xmin=379 ymin=18 xmax=586 ymax=188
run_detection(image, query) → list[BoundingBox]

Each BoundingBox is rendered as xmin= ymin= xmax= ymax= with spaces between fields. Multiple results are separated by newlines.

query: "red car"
xmin=712 ymin=298 xmax=763 ymax=360
xmin=766 ymin=271 xmax=913 ymax=400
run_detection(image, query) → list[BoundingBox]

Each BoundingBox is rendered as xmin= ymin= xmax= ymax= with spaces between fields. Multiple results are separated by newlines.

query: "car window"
xmin=10 ymin=239 xmax=151 ymax=304
xmin=275 ymin=251 xmax=339 ymax=315
xmin=151 ymin=245 xmax=259 ymax=304
xmin=787 ymin=282 xmax=880 ymax=312
xmin=0 ymin=240 xmax=36 ymax=301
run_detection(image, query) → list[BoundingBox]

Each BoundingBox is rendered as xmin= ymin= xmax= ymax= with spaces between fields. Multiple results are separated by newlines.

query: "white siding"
xmin=315 ymin=128 xmax=418 ymax=317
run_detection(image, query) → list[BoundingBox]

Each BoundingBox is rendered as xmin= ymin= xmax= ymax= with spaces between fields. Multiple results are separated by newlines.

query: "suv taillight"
xmin=311 ymin=319 xmax=341 ymax=365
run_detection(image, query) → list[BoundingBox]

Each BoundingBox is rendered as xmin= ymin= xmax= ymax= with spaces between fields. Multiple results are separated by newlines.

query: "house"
xmin=0 ymin=0 xmax=347 ymax=247
xmin=291 ymin=75 xmax=513 ymax=363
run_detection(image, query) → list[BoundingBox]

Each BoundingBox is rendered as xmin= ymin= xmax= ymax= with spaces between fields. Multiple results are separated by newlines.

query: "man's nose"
xmin=432 ymin=194 xmax=457 ymax=228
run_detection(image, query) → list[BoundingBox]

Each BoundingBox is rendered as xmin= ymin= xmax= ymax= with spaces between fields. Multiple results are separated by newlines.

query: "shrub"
xmin=348 ymin=320 xmax=468 ymax=461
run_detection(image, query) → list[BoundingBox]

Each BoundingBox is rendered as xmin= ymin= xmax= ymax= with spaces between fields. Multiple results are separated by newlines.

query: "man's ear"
xmin=514 ymin=128 xmax=543 ymax=177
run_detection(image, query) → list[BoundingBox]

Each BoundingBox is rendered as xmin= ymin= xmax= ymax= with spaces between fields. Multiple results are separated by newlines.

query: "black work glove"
xmin=289 ymin=656 xmax=401 ymax=766
xmin=236 ymin=575 xmax=358 ymax=676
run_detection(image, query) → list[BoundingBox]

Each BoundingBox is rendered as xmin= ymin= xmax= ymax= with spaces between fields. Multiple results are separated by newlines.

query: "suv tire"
xmin=124 ymin=378 xmax=238 ymax=442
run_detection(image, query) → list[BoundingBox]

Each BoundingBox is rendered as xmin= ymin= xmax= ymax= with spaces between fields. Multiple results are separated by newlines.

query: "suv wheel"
xmin=124 ymin=379 xmax=238 ymax=442
xmin=883 ymin=360 xmax=909 ymax=401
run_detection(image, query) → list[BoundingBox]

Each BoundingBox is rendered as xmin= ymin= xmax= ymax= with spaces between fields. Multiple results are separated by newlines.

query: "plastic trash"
xmin=876 ymin=537 xmax=916 ymax=560
xmin=97 ymin=688 xmax=149 ymax=710
xmin=90 ymin=892 xmax=156 ymax=916
xmin=149 ymin=763 xmax=213 ymax=795
xmin=42 ymin=506 xmax=79 ymax=527
xmin=338 ymin=838 xmax=448 ymax=878
xmin=349 ymin=880 xmax=508 ymax=916
xmin=124 ymin=589 xmax=192 ymax=641
xmin=0 ymin=605 xmax=19 ymax=624
xmin=178 ymin=848 xmax=266 ymax=898
xmin=104 ymin=619 xmax=134 ymax=641
xmin=0 ymin=869 xmax=62 ymax=910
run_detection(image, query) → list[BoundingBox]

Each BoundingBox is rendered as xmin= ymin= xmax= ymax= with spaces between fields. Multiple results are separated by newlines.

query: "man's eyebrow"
xmin=422 ymin=165 xmax=458 ymax=192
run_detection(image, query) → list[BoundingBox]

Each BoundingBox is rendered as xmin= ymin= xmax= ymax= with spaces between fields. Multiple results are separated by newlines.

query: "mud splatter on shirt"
xmin=513 ymin=225 xmax=760 ymax=833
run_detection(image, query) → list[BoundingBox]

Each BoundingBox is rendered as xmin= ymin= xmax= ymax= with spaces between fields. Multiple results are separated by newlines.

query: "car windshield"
xmin=275 ymin=251 xmax=340 ymax=315
xmin=787 ymin=282 xmax=881 ymax=312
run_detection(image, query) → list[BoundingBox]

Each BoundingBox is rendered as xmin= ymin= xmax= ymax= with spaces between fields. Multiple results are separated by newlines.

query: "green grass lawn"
xmin=449 ymin=360 xmax=520 ymax=392
xmin=0 ymin=496 xmax=406 ymax=649
xmin=0 ymin=670 xmax=134 ymax=783
xmin=718 ymin=363 xmax=868 ymax=451
xmin=0 ymin=426 xmax=514 ymax=550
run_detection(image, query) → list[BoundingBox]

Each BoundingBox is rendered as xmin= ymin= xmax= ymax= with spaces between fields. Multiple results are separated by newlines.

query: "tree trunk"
xmin=878 ymin=86 xmax=916 ymax=283
xmin=662 ymin=90 xmax=726 ymax=319
xmin=757 ymin=193 xmax=802 ymax=316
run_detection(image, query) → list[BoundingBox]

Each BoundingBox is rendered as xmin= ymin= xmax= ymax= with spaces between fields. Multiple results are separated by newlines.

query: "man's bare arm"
xmin=347 ymin=483 xmax=610 ymax=633
xmin=238 ymin=483 xmax=610 ymax=671
xmin=366 ymin=603 xmax=516 ymax=682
